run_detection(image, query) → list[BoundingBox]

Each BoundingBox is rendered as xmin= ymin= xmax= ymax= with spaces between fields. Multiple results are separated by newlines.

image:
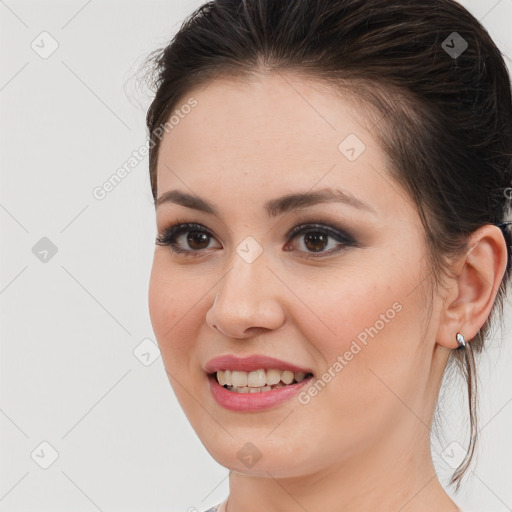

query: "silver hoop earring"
xmin=456 ymin=332 xmax=466 ymax=350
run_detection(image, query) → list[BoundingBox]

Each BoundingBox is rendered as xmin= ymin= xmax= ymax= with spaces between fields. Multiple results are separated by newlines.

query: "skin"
xmin=148 ymin=72 xmax=508 ymax=512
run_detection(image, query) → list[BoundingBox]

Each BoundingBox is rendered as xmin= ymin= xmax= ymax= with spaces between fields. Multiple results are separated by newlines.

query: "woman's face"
xmin=148 ymin=73 xmax=449 ymax=478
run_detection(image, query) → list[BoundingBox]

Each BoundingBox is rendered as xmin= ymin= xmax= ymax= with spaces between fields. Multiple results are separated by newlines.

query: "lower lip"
xmin=208 ymin=373 xmax=314 ymax=412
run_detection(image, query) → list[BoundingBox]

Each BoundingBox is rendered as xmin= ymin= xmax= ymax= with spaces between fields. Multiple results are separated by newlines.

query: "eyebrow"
xmin=155 ymin=187 xmax=377 ymax=217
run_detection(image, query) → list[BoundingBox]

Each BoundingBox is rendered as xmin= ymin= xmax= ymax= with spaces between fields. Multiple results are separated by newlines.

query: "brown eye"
xmin=156 ymin=221 xmax=356 ymax=259
xmin=186 ymin=231 xmax=211 ymax=250
xmin=302 ymin=232 xmax=330 ymax=252
xmin=155 ymin=222 xmax=221 ymax=255
xmin=284 ymin=223 xmax=355 ymax=258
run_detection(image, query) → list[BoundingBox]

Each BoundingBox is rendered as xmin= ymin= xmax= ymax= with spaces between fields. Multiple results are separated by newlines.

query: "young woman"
xmin=143 ymin=1 xmax=512 ymax=510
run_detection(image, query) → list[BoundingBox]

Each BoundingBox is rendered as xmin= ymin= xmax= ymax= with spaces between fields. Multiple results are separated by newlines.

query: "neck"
xmin=225 ymin=422 xmax=459 ymax=512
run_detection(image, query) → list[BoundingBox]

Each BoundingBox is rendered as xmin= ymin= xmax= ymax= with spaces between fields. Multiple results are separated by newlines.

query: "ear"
xmin=436 ymin=224 xmax=509 ymax=349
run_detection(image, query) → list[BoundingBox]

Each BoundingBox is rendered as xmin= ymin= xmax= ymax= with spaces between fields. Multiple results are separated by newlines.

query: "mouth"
xmin=207 ymin=368 xmax=315 ymax=394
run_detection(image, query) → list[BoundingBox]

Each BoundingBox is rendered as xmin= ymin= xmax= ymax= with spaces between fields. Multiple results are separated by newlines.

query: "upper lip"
xmin=204 ymin=354 xmax=314 ymax=375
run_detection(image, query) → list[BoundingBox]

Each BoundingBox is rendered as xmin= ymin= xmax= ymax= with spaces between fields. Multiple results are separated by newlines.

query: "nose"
xmin=205 ymin=254 xmax=286 ymax=339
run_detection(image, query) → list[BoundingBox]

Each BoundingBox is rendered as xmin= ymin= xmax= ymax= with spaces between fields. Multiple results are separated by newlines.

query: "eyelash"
xmin=155 ymin=220 xmax=357 ymax=259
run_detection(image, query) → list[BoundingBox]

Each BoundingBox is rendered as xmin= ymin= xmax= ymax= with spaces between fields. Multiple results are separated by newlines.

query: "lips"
xmin=204 ymin=354 xmax=314 ymax=375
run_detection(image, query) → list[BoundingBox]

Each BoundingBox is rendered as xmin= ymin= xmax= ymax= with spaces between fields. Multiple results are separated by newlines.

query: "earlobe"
xmin=436 ymin=224 xmax=508 ymax=350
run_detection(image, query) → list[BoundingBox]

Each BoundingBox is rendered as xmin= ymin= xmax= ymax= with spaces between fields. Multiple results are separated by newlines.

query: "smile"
xmin=214 ymin=368 xmax=312 ymax=393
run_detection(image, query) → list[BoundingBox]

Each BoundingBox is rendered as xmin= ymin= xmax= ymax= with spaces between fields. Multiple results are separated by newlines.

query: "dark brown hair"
xmin=142 ymin=0 xmax=512 ymax=491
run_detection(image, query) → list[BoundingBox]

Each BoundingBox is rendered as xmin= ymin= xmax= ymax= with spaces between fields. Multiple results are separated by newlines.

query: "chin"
xmin=198 ymin=434 xmax=316 ymax=478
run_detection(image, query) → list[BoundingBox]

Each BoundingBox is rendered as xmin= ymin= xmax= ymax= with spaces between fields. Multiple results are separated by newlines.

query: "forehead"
xmin=155 ymin=73 xmax=410 ymax=220
xmin=158 ymin=72 xmax=367 ymax=161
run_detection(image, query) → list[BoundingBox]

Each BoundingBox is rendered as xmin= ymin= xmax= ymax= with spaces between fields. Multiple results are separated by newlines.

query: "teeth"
xmin=231 ymin=370 xmax=248 ymax=387
xmin=233 ymin=384 xmax=285 ymax=393
xmin=215 ymin=368 xmax=310 ymax=392
xmin=266 ymin=369 xmax=281 ymax=385
xmin=295 ymin=372 xmax=306 ymax=382
xmin=247 ymin=369 xmax=266 ymax=387
xmin=281 ymin=370 xmax=294 ymax=385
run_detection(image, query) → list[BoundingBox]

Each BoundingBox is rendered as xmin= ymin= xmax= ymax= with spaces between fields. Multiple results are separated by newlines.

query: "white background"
xmin=1 ymin=1 xmax=511 ymax=511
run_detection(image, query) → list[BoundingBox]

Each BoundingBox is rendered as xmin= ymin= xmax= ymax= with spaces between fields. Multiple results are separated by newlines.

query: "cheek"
xmin=148 ymin=258 xmax=200 ymax=362
xmin=148 ymin=262 xmax=176 ymax=343
xmin=292 ymin=266 xmax=402 ymax=351
xmin=293 ymin=264 xmax=425 ymax=409
xmin=148 ymin=258 xmax=211 ymax=416
xmin=303 ymin=248 xmax=425 ymax=350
